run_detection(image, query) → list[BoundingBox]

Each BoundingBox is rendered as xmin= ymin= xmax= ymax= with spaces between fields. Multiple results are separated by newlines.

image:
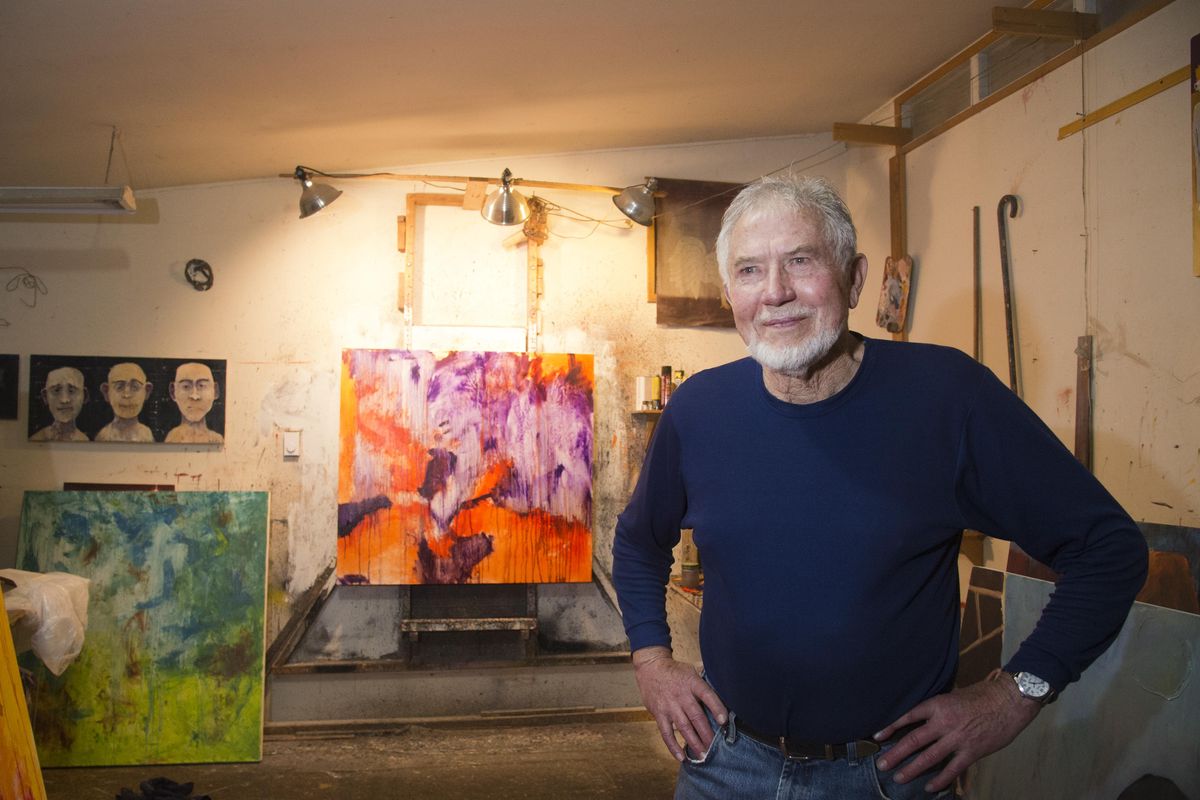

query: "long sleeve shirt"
xmin=612 ymin=336 xmax=1148 ymax=742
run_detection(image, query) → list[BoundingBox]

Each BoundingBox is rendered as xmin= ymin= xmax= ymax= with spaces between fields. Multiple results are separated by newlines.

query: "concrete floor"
xmin=41 ymin=720 xmax=681 ymax=800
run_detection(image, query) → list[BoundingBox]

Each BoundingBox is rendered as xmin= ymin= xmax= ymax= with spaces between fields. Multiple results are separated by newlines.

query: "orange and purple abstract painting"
xmin=338 ymin=350 xmax=594 ymax=585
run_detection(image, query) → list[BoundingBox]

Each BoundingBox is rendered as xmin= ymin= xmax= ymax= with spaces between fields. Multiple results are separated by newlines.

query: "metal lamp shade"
xmin=480 ymin=182 xmax=531 ymax=226
xmin=613 ymin=178 xmax=657 ymax=226
xmin=299 ymin=180 xmax=342 ymax=219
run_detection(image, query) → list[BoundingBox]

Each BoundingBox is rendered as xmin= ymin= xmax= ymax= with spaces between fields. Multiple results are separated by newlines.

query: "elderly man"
xmin=612 ymin=175 xmax=1147 ymax=799
xmin=95 ymin=362 xmax=154 ymax=442
xmin=165 ymin=362 xmax=223 ymax=444
xmin=31 ymin=366 xmax=90 ymax=441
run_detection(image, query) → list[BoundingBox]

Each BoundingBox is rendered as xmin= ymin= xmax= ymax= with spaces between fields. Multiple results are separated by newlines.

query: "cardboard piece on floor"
xmin=1 ymin=591 xmax=48 ymax=800
xmin=17 ymin=491 xmax=269 ymax=767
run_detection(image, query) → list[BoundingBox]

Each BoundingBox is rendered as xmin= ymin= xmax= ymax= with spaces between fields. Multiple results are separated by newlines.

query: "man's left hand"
xmin=873 ymin=675 xmax=1041 ymax=792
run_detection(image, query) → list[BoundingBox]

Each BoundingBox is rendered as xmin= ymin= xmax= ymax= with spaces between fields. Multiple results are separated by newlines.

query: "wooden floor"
xmin=41 ymin=719 xmax=680 ymax=800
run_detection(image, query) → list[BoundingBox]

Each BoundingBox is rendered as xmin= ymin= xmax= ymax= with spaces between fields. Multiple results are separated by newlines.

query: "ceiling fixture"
xmin=612 ymin=177 xmax=657 ymax=226
xmin=480 ymin=168 xmax=531 ymax=226
xmin=294 ymin=166 xmax=342 ymax=218
xmin=0 ymin=185 xmax=137 ymax=215
xmin=0 ymin=126 xmax=140 ymax=216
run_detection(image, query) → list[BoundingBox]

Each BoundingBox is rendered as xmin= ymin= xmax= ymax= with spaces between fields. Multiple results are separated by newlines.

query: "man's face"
xmin=43 ymin=367 xmax=85 ymax=424
xmin=103 ymin=363 xmax=150 ymax=420
xmin=723 ymin=207 xmax=865 ymax=374
xmin=170 ymin=363 xmax=217 ymax=423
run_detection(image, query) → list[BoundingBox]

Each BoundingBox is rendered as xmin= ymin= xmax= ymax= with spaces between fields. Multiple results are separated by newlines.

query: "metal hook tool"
xmin=997 ymin=194 xmax=1020 ymax=395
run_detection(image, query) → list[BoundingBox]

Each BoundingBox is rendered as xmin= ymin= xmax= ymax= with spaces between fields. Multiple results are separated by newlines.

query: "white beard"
xmin=747 ymin=321 xmax=842 ymax=373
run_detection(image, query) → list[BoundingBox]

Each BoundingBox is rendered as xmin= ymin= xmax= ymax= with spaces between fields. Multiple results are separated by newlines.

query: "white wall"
xmin=0 ymin=135 xmax=845 ymax=641
xmin=847 ymin=0 xmax=1200 ymax=552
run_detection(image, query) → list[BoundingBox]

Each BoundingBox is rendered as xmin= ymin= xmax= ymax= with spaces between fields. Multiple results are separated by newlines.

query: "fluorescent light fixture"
xmin=0 ymin=185 xmax=137 ymax=214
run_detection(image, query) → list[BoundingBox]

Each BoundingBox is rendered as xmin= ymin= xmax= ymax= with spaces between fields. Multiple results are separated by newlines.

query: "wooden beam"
xmin=888 ymin=154 xmax=909 ymax=342
xmin=1058 ymin=65 xmax=1189 ymax=139
xmin=992 ymin=7 xmax=1099 ymax=40
xmin=832 ymin=122 xmax=912 ymax=147
xmin=889 ymin=154 xmax=907 ymax=260
xmin=901 ymin=0 xmax=1174 ymax=156
xmin=278 ymin=170 xmax=620 ymax=194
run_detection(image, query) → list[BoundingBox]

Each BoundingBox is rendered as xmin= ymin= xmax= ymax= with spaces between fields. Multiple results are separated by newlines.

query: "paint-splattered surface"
xmin=338 ymin=350 xmax=593 ymax=584
xmin=1 ymin=593 xmax=48 ymax=800
xmin=16 ymin=491 xmax=268 ymax=767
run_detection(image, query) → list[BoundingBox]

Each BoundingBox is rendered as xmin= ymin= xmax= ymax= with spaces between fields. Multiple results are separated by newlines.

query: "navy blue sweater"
xmin=612 ymin=337 xmax=1147 ymax=742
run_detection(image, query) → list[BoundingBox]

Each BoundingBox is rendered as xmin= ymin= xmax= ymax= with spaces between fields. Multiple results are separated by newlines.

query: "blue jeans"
xmin=675 ymin=711 xmax=952 ymax=800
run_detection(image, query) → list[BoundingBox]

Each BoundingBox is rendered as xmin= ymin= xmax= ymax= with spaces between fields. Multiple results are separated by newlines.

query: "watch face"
xmin=1015 ymin=671 xmax=1051 ymax=698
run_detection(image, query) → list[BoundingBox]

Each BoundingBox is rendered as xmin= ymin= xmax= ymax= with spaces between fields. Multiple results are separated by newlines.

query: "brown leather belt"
xmin=735 ymin=718 xmax=885 ymax=762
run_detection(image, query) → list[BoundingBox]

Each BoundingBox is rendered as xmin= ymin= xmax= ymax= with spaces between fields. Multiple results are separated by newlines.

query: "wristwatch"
xmin=1005 ymin=670 xmax=1057 ymax=705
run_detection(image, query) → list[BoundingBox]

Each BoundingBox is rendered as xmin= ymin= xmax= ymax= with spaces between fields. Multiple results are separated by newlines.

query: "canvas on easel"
xmin=338 ymin=349 xmax=593 ymax=585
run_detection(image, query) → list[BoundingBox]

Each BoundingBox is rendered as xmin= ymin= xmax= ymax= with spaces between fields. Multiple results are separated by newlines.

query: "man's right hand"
xmin=632 ymin=645 xmax=728 ymax=762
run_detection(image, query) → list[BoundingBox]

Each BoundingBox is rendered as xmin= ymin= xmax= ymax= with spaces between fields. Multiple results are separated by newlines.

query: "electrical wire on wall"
xmin=0 ymin=267 xmax=49 ymax=327
xmin=104 ymin=125 xmax=136 ymax=188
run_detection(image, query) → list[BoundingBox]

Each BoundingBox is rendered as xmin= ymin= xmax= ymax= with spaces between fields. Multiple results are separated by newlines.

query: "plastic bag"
xmin=1 ymin=568 xmax=89 ymax=675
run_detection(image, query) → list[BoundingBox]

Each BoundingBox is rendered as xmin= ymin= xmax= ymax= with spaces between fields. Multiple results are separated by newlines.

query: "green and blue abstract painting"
xmin=17 ymin=491 xmax=269 ymax=766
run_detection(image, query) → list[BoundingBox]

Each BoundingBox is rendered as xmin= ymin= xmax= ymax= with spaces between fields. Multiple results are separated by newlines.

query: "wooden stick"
xmin=1074 ymin=335 xmax=1094 ymax=470
xmin=1058 ymin=66 xmax=1188 ymax=140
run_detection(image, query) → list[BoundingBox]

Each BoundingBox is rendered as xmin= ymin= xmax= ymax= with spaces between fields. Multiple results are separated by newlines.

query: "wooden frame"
xmin=397 ymin=192 xmax=545 ymax=351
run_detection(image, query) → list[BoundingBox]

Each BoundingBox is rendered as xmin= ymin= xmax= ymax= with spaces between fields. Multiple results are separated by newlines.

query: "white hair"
xmin=715 ymin=175 xmax=858 ymax=284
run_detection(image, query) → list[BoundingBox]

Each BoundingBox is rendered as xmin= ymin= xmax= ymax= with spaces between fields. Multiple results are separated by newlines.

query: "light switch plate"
xmin=283 ymin=429 xmax=301 ymax=459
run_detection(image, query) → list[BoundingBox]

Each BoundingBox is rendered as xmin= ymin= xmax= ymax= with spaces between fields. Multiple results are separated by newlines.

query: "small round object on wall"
xmin=184 ymin=258 xmax=214 ymax=292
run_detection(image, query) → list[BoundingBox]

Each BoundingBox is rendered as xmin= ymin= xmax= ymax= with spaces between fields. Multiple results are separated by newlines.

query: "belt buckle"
xmin=778 ymin=737 xmax=834 ymax=761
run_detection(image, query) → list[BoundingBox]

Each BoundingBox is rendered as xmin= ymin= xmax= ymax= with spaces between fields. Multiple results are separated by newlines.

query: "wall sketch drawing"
xmin=1 ymin=592 xmax=48 ymax=800
xmin=27 ymin=355 xmax=226 ymax=445
xmin=16 ymin=491 xmax=269 ymax=767
xmin=338 ymin=349 xmax=594 ymax=585
xmin=967 ymin=574 xmax=1199 ymax=799
xmin=0 ymin=354 xmax=18 ymax=420
xmin=653 ymin=177 xmax=740 ymax=328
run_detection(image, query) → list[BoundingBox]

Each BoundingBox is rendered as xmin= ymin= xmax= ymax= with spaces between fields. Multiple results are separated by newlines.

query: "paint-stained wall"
xmin=1 ymin=2 xmax=1196 ymax=659
xmin=0 ymin=136 xmax=843 ymax=648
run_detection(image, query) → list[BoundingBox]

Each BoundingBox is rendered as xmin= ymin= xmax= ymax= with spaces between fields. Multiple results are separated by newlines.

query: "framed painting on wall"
xmin=27 ymin=355 xmax=226 ymax=444
xmin=338 ymin=349 xmax=594 ymax=585
xmin=651 ymin=177 xmax=742 ymax=328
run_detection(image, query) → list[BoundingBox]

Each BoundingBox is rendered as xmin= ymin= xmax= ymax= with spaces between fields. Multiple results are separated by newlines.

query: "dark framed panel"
xmin=0 ymin=354 xmax=17 ymax=419
xmin=651 ymin=178 xmax=742 ymax=328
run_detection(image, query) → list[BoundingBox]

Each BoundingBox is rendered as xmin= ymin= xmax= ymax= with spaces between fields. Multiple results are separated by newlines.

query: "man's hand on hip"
xmin=632 ymin=646 xmax=728 ymax=762
xmin=872 ymin=675 xmax=1041 ymax=792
